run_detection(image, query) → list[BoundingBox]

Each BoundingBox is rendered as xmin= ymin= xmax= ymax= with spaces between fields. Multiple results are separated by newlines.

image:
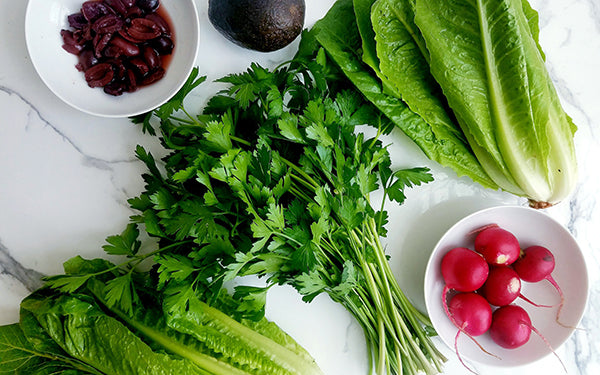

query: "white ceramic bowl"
xmin=25 ymin=0 xmax=199 ymax=117
xmin=424 ymin=205 xmax=588 ymax=367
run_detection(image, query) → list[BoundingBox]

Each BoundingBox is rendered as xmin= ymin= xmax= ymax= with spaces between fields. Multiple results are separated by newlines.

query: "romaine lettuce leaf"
xmin=0 ymin=322 xmax=95 ymax=374
xmin=309 ymin=0 xmax=497 ymax=189
xmin=414 ymin=0 xmax=577 ymax=204
xmin=19 ymin=291 xmax=205 ymax=375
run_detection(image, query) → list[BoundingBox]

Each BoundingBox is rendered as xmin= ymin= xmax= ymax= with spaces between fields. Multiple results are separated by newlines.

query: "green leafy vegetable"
xmin=307 ymin=0 xmax=497 ymax=191
xmin=1 ymin=255 xmax=323 ymax=375
xmin=124 ymin=47 xmax=445 ymax=373
xmin=18 ymin=290 xmax=203 ymax=375
xmin=311 ymin=0 xmax=577 ymax=207
xmin=413 ymin=0 xmax=577 ymax=206
xmin=0 ymin=322 xmax=99 ymax=374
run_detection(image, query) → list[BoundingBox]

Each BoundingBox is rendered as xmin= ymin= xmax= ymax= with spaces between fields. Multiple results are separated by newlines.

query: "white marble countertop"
xmin=1 ymin=0 xmax=598 ymax=374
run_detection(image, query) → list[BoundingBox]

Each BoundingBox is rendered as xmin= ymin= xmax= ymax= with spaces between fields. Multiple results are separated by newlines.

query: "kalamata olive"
xmin=150 ymin=36 xmax=173 ymax=55
xmin=125 ymin=68 xmax=138 ymax=92
xmin=121 ymin=0 xmax=136 ymax=7
xmin=126 ymin=18 xmax=161 ymax=40
xmin=61 ymin=30 xmax=85 ymax=55
xmin=136 ymin=0 xmax=159 ymax=13
xmin=81 ymin=1 xmax=112 ymax=23
xmin=142 ymin=46 xmax=160 ymax=70
xmin=145 ymin=13 xmax=170 ymax=35
xmin=129 ymin=57 xmax=150 ymax=76
xmin=84 ymin=63 xmax=114 ymax=88
xmin=118 ymin=29 xmax=143 ymax=43
xmin=68 ymin=13 xmax=88 ymax=29
xmin=104 ymin=0 xmax=128 ymax=15
xmin=141 ymin=67 xmax=165 ymax=85
xmin=73 ymin=24 xmax=93 ymax=43
xmin=111 ymin=59 xmax=128 ymax=78
xmin=92 ymin=14 xmax=124 ymax=34
xmin=103 ymin=79 xmax=128 ymax=95
xmin=76 ymin=50 xmax=98 ymax=71
xmin=93 ymin=32 xmax=112 ymax=57
xmin=125 ymin=6 xmax=143 ymax=21
xmin=110 ymin=36 xmax=140 ymax=56
xmin=102 ymin=45 xmax=122 ymax=58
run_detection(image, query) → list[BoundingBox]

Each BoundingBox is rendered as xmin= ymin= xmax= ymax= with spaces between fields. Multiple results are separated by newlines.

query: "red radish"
xmin=489 ymin=305 xmax=532 ymax=349
xmin=441 ymin=247 xmax=489 ymax=330
xmin=467 ymin=223 xmax=499 ymax=235
xmin=447 ymin=293 xmax=495 ymax=374
xmin=474 ymin=226 xmax=520 ymax=266
xmin=489 ymin=305 xmax=567 ymax=371
xmin=480 ymin=266 xmax=521 ymax=306
xmin=513 ymin=245 xmax=568 ymax=327
xmin=480 ymin=266 xmax=553 ymax=308
xmin=441 ymin=247 xmax=489 ymax=292
xmin=448 ymin=292 xmax=492 ymax=337
xmin=513 ymin=246 xmax=556 ymax=282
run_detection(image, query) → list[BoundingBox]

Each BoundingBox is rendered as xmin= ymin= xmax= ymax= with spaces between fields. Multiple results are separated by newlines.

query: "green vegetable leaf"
xmin=0 ymin=323 xmax=95 ymax=374
xmin=332 ymin=260 xmax=359 ymax=296
xmin=232 ymin=285 xmax=269 ymax=320
xmin=311 ymin=0 xmax=497 ymax=190
xmin=392 ymin=167 xmax=434 ymax=188
xmin=102 ymin=223 xmax=141 ymax=256
xmin=19 ymin=291 xmax=204 ymax=375
xmin=277 ymin=113 xmax=305 ymax=143
xmin=414 ymin=0 xmax=577 ymax=203
xmin=103 ymin=273 xmax=139 ymax=316
xmin=44 ymin=274 xmax=91 ymax=294
xmin=155 ymin=67 xmax=206 ymax=121
xmin=290 ymin=242 xmax=318 ymax=273
xmin=205 ymin=115 xmax=233 ymax=152
xmin=295 ymin=271 xmax=327 ymax=302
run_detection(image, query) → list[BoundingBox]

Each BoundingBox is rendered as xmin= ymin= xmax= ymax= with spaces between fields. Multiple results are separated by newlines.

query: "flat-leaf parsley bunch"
xmin=125 ymin=46 xmax=445 ymax=374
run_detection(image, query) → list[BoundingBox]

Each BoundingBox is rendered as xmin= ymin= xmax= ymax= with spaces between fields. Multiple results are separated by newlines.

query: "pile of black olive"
xmin=61 ymin=0 xmax=174 ymax=96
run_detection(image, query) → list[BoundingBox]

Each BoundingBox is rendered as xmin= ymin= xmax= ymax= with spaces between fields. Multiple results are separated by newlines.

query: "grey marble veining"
xmin=0 ymin=240 xmax=44 ymax=292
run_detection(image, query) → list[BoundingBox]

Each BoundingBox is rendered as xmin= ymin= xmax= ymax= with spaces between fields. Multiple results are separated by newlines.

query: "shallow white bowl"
xmin=25 ymin=0 xmax=199 ymax=117
xmin=424 ymin=205 xmax=588 ymax=367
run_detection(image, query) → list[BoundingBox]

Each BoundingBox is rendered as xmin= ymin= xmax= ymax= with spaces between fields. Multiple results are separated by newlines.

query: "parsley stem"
xmin=290 ymin=172 xmax=318 ymax=192
xmin=93 ymin=240 xmax=194 ymax=278
xmin=280 ymin=158 xmax=320 ymax=189
xmin=170 ymin=115 xmax=196 ymax=125
xmin=289 ymin=184 xmax=314 ymax=204
xmin=230 ymin=135 xmax=252 ymax=147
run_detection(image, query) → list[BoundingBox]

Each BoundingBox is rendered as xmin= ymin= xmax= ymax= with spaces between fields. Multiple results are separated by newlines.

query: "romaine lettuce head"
xmin=414 ymin=0 xmax=577 ymax=206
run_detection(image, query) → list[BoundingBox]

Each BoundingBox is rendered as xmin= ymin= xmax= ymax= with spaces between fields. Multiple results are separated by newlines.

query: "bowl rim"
xmin=24 ymin=0 xmax=200 ymax=118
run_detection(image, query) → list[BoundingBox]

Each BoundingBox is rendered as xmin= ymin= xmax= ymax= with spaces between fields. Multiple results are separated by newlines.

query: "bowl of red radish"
xmin=424 ymin=205 xmax=588 ymax=369
xmin=25 ymin=0 xmax=199 ymax=117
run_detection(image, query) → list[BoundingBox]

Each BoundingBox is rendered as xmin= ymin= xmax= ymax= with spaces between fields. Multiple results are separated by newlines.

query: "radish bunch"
xmin=440 ymin=224 xmax=567 ymax=373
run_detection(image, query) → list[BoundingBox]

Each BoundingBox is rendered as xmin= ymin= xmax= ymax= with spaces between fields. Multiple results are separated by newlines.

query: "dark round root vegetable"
xmin=480 ymin=266 xmax=521 ymax=306
xmin=440 ymin=247 xmax=491 ymax=372
xmin=208 ymin=0 xmax=306 ymax=52
xmin=474 ymin=226 xmax=520 ymax=266
xmin=448 ymin=293 xmax=492 ymax=337
xmin=513 ymin=245 xmax=556 ymax=282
